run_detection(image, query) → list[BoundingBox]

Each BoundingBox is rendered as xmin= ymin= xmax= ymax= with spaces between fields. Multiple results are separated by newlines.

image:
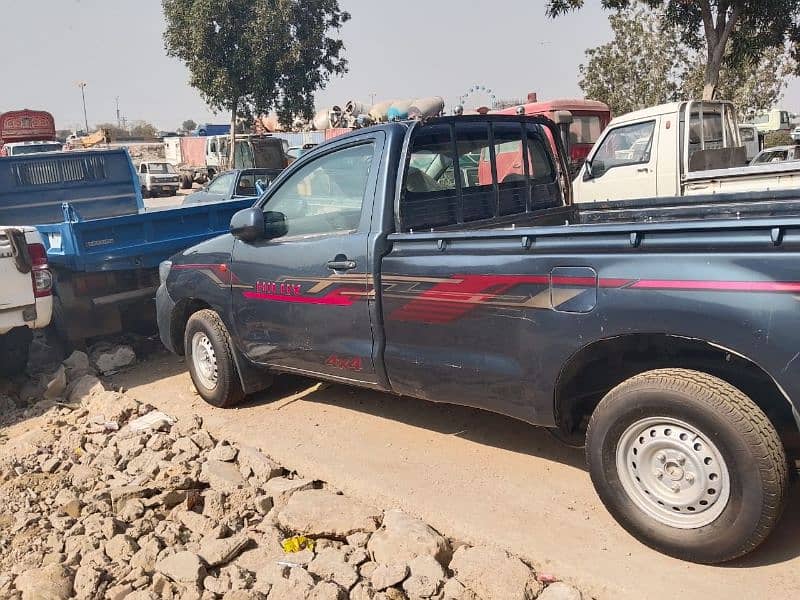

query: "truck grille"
xmin=12 ymin=154 xmax=107 ymax=186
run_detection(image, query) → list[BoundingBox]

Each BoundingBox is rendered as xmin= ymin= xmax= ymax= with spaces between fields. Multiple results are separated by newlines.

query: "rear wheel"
xmin=586 ymin=368 xmax=788 ymax=563
xmin=184 ymin=310 xmax=244 ymax=408
xmin=141 ymin=186 xmax=150 ymax=198
xmin=181 ymin=175 xmax=193 ymax=189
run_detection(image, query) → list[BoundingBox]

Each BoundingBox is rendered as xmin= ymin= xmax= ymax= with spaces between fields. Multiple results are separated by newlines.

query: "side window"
xmin=593 ymin=121 xmax=656 ymax=170
xmin=235 ymin=174 xmax=258 ymax=196
xmin=207 ymin=173 xmax=234 ymax=194
xmin=491 ymin=122 xmax=526 ymax=216
xmin=263 ymin=143 xmax=373 ymax=238
xmin=140 ymin=164 xmax=147 ymax=174
xmin=525 ymin=123 xmax=560 ymax=210
xmin=403 ymin=123 xmax=459 ymax=231
xmin=456 ymin=122 xmax=495 ymax=222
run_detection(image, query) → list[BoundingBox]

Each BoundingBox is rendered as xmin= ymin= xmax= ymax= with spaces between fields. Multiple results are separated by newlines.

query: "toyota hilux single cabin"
xmin=158 ymin=114 xmax=800 ymax=564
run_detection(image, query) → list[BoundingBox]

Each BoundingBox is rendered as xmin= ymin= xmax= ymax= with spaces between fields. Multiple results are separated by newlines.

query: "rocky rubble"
xmin=0 ymin=352 xmax=586 ymax=600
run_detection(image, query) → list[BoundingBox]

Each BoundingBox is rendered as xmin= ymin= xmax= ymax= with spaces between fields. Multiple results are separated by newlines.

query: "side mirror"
xmin=584 ymin=160 xmax=606 ymax=181
xmin=263 ymin=210 xmax=288 ymax=240
xmin=230 ymin=208 xmax=265 ymax=242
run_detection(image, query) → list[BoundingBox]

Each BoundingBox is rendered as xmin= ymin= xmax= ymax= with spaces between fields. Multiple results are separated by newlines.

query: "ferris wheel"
xmin=458 ymin=85 xmax=498 ymax=111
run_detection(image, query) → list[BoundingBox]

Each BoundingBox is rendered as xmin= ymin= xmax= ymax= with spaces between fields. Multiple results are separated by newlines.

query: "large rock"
xmin=402 ymin=555 xmax=445 ymax=598
xmin=63 ymin=350 xmax=92 ymax=381
xmin=367 ymin=510 xmax=450 ymax=567
xmin=44 ymin=365 xmax=67 ymax=400
xmin=263 ymin=477 xmax=314 ymax=508
xmin=278 ymin=489 xmax=381 ymax=538
xmin=202 ymin=459 xmax=246 ymax=492
xmin=92 ymin=344 xmax=136 ymax=374
xmin=450 ymin=546 xmax=541 ymax=600
xmin=156 ymin=551 xmax=206 ymax=585
xmin=307 ymin=548 xmax=360 ymax=591
xmin=15 ymin=563 xmax=74 ymax=600
xmin=198 ymin=533 xmax=251 ymax=567
xmin=370 ymin=563 xmax=408 ymax=591
xmin=68 ymin=375 xmax=104 ymax=405
xmin=538 ymin=582 xmax=583 ymax=600
xmin=237 ymin=446 xmax=282 ymax=483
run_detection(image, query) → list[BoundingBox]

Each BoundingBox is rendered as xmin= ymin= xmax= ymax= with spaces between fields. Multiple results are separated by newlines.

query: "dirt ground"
xmin=109 ymin=352 xmax=800 ymax=600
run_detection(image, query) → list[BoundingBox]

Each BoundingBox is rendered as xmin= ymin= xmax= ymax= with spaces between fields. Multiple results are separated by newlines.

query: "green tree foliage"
xmin=578 ymin=7 xmax=686 ymax=116
xmin=182 ymin=119 xmax=198 ymax=133
xmin=129 ymin=121 xmax=159 ymax=139
xmin=547 ymin=0 xmax=800 ymax=100
xmin=162 ymin=0 xmax=349 ymax=167
xmin=579 ymin=7 xmax=795 ymax=118
xmin=765 ymin=131 xmax=794 ymax=146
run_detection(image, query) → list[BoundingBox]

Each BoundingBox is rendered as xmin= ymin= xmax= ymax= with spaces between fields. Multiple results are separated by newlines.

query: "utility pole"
xmin=77 ymin=81 xmax=89 ymax=133
xmin=115 ymin=96 xmax=121 ymax=129
xmin=369 ymin=92 xmax=376 ymax=106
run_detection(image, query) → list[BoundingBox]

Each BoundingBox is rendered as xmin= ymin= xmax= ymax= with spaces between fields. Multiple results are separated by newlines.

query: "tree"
xmin=546 ymin=0 xmax=800 ymax=100
xmin=579 ymin=7 xmax=687 ymax=115
xmin=163 ymin=0 xmax=349 ymax=167
xmin=579 ymin=6 xmax=795 ymax=118
xmin=129 ymin=121 xmax=159 ymax=139
xmin=95 ymin=123 xmax=130 ymax=141
xmin=182 ymin=119 xmax=198 ymax=133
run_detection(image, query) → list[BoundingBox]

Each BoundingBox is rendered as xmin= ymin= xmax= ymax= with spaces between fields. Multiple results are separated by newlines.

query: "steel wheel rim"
xmin=191 ymin=332 xmax=218 ymax=390
xmin=615 ymin=416 xmax=730 ymax=529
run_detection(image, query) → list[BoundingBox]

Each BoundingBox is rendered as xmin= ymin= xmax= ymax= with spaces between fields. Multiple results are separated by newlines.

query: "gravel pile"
xmin=0 ymin=351 xmax=585 ymax=600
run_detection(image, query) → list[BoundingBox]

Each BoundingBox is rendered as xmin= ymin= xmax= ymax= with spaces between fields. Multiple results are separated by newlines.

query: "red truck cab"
xmin=493 ymin=98 xmax=611 ymax=175
xmin=0 ymin=109 xmax=59 ymax=157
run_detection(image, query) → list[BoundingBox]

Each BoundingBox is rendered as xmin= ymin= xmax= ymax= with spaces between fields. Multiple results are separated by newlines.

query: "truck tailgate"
xmin=0 ymin=228 xmax=34 ymax=311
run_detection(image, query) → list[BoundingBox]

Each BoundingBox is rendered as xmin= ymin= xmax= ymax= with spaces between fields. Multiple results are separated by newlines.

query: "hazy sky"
xmin=2 ymin=0 xmax=799 ymax=131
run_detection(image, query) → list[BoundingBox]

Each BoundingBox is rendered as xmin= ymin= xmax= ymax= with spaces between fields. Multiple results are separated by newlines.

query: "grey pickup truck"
xmin=157 ymin=114 xmax=800 ymax=564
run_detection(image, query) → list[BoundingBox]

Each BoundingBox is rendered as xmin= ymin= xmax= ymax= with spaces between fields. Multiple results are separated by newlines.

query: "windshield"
xmin=147 ymin=163 xmax=176 ymax=174
xmin=570 ymin=115 xmax=603 ymax=144
xmin=10 ymin=143 xmax=62 ymax=155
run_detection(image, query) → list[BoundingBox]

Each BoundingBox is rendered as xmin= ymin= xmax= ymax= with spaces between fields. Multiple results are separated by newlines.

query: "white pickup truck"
xmin=574 ymin=100 xmax=800 ymax=203
xmin=0 ymin=227 xmax=53 ymax=375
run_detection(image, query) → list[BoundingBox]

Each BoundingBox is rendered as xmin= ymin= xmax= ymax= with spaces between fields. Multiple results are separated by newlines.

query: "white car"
xmin=0 ymin=226 xmax=53 ymax=375
xmin=791 ymin=126 xmax=800 ymax=142
xmin=749 ymin=144 xmax=800 ymax=166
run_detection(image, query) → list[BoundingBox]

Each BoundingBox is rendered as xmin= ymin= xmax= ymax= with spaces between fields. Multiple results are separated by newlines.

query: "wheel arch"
xmin=554 ymin=333 xmax=800 ymax=451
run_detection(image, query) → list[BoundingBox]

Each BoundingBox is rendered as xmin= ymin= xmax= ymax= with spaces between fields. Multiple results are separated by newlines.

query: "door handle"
xmin=327 ymin=258 xmax=357 ymax=271
xmin=637 ymin=167 xmax=650 ymax=173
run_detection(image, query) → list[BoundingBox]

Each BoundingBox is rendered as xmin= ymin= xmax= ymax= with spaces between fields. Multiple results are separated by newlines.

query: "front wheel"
xmin=184 ymin=310 xmax=244 ymax=408
xmin=586 ymin=368 xmax=788 ymax=564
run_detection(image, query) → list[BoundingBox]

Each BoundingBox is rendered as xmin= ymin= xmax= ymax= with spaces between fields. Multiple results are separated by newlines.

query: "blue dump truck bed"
xmin=0 ymin=148 xmax=255 ymax=272
xmin=0 ymin=148 xmax=259 ymax=341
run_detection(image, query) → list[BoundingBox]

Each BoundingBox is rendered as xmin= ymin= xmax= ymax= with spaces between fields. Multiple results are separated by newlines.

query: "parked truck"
xmin=159 ymin=113 xmax=800 ymax=565
xmin=494 ymin=97 xmax=611 ymax=173
xmin=0 ymin=109 xmax=62 ymax=156
xmin=0 ymin=148 xmax=260 ymax=344
xmin=137 ymin=161 xmax=181 ymax=198
xmin=165 ymin=135 xmax=287 ymax=189
xmin=574 ymin=100 xmax=800 ymax=203
xmin=0 ymin=226 xmax=53 ymax=374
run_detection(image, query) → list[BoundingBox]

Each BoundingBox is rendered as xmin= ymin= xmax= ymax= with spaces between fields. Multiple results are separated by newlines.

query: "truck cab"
xmin=138 ymin=161 xmax=181 ymax=198
xmin=571 ymin=100 xmax=800 ymax=202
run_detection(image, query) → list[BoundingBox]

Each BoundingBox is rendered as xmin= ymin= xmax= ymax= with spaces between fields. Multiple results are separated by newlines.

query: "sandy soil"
xmin=109 ymin=352 xmax=800 ymax=600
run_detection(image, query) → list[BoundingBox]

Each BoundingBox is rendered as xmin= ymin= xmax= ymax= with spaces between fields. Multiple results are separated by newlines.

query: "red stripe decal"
xmin=630 ymin=280 xmax=800 ymax=293
xmin=242 ymin=290 xmax=354 ymax=306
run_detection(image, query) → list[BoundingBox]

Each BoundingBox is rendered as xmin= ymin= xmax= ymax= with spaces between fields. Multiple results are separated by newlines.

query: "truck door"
xmin=576 ymin=119 xmax=659 ymax=202
xmin=230 ymin=132 xmax=383 ymax=382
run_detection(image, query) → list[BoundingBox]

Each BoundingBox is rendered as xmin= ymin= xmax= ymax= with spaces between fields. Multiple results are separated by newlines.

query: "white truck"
xmin=137 ymin=161 xmax=181 ymax=198
xmin=0 ymin=227 xmax=53 ymax=375
xmin=574 ymin=100 xmax=800 ymax=203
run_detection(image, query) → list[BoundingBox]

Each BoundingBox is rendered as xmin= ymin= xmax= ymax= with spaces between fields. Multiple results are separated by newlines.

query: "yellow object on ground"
xmin=281 ymin=535 xmax=315 ymax=553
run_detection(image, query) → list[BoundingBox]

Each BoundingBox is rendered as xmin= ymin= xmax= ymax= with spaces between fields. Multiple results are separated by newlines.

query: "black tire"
xmin=586 ymin=368 xmax=788 ymax=563
xmin=141 ymin=186 xmax=150 ymax=199
xmin=184 ymin=309 xmax=244 ymax=408
xmin=0 ymin=328 xmax=32 ymax=376
xmin=181 ymin=175 xmax=193 ymax=189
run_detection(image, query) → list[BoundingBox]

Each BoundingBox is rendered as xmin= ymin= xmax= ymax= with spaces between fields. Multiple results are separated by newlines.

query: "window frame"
xmin=255 ymin=138 xmax=378 ymax=241
xmin=591 ymin=119 xmax=656 ymax=175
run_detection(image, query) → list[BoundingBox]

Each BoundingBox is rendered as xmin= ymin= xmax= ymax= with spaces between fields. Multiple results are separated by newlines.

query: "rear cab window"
xmin=400 ymin=118 xmax=561 ymax=232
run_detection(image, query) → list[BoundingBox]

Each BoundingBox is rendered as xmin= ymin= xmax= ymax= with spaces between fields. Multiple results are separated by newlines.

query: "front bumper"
xmin=156 ymin=284 xmax=178 ymax=354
